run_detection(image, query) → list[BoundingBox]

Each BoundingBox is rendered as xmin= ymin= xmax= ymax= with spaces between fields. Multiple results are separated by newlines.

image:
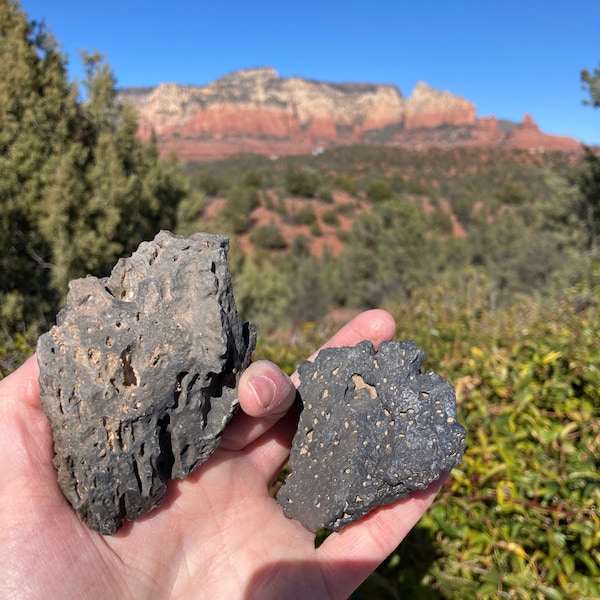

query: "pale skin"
xmin=0 ymin=309 xmax=446 ymax=599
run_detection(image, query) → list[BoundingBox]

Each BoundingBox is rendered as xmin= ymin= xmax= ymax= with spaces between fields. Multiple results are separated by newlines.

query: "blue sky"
xmin=20 ymin=0 xmax=600 ymax=144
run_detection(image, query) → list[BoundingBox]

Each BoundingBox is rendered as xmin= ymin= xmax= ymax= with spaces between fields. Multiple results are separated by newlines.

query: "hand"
xmin=0 ymin=309 xmax=446 ymax=599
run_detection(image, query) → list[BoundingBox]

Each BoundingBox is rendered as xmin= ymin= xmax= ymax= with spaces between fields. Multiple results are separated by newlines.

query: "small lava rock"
xmin=277 ymin=340 xmax=466 ymax=532
xmin=37 ymin=231 xmax=255 ymax=534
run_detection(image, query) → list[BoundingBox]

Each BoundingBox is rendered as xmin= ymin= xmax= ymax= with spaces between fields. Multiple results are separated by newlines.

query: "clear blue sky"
xmin=20 ymin=0 xmax=600 ymax=144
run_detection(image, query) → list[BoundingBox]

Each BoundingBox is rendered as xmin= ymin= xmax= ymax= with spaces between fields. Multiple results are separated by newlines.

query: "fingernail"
xmin=249 ymin=375 xmax=277 ymax=411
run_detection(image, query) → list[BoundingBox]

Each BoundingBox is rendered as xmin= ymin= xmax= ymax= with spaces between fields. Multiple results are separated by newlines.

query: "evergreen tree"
xmin=0 ymin=0 xmax=76 ymax=331
xmin=335 ymin=199 xmax=431 ymax=307
xmin=577 ymin=64 xmax=600 ymax=255
xmin=581 ymin=64 xmax=600 ymax=108
xmin=0 ymin=1 xmax=188 ymax=334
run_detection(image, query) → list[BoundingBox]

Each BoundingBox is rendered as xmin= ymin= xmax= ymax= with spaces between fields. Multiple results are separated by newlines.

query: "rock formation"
xmin=404 ymin=81 xmax=476 ymax=129
xmin=37 ymin=231 xmax=255 ymax=534
xmin=118 ymin=67 xmax=581 ymax=160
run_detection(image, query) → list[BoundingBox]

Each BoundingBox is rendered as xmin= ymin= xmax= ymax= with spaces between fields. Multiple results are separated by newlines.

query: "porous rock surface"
xmin=277 ymin=340 xmax=466 ymax=532
xmin=37 ymin=231 xmax=255 ymax=534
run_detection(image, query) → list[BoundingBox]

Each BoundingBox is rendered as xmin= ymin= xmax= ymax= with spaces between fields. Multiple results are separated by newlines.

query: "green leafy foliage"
xmin=217 ymin=185 xmax=260 ymax=234
xmin=334 ymin=199 xmax=432 ymax=306
xmin=366 ymin=179 xmax=394 ymax=202
xmin=581 ymin=64 xmax=600 ymax=108
xmin=0 ymin=2 xmax=188 ymax=335
xmin=391 ymin=284 xmax=600 ymax=598
xmin=287 ymin=203 xmax=317 ymax=226
xmin=250 ymin=222 xmax=287 ymax=250
xmin=255 ymin=280 xmax=600 ymax=599
xmin=285 ymin=168 xmax=320 ymax=197
xmin=577 ymin=146 xmax=600 ymax=253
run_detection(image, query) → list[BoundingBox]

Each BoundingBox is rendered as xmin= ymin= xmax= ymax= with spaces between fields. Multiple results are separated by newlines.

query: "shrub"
xmin=333 ymin=175 xmax=357 ymax=196
xmin=496 ymin=180 xmax=529 ymax=205
xmin=242 ymin=170 xmax=264 ymax=188
xmin=366 ymin=179 xmax=394 ymax=202
xmin=321 ymin=209 xmax=340 ymax=227
xmin=407 ymin=179 xmax=434 ymax=196
xmin=220 ymin=185 xmax=260 ymax=234
xmin=175 ymin=191 xmax=206 ymax=236
xmin=288 ymin=204 xmax=317 ymax=226
xmin=250 ymin=223 xmax=287 ymax=250
xmin=194 ymin=171 xmax=222 ymax=196
xmin=285 ymin=169 xmax=320 ymax=197
xmin=317 ymin=187 xmax=334 ymax=203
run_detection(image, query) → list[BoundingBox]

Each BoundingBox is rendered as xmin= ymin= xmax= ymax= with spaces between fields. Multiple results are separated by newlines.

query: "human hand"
xmin=1 ymin=309 xmax=446 ymax=599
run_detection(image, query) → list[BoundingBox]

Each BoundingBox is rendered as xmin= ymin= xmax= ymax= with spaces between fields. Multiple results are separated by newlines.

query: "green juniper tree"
xmin=577 ymin=64 xmax=600 ymax=255
xmin=581 ymin=64 xmax=600 ymax=108
xmin=0 ymin=0 xmax=77 ymax=331
xmin=0 ymin=1 xmax=187 ymax=334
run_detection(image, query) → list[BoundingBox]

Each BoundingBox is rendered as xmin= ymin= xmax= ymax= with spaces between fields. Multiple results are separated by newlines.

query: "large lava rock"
xmin=277 ymin=340 xmax=466 ymax=532
xmin=37 ymin=231 xmax=255 ymax=534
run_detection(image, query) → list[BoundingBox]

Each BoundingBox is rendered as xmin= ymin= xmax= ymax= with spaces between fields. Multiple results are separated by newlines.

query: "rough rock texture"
xmin=277 ymin=340 xmax=466 ymax=533
xmin=117 ymin=67 xmax=581 ymax=160
xmin=37 ymin=231 xmax=255 ymax=534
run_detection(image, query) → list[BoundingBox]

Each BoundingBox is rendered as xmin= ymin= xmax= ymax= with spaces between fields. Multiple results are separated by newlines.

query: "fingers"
xmin=315 ymin=477 xmax=447 ymax=599
xmin=1 ymin=355 xmax=40 ymax=410
xmin=219 ymin=360 xmax=297 ymax=451
xmin=238 ymin=360 xmax=297 ymax=418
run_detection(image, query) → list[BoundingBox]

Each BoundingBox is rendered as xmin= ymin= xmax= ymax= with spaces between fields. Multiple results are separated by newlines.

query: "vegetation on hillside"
xmin=184 ymin=146 xmax=587 ymax=332
xmin=1 ymin=1 xmax=599 ymax=596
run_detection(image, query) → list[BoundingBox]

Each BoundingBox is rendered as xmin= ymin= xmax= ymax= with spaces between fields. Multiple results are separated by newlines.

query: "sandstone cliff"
xmin=119 ymin=67 xmax=581 ymax=161
xmin=404 ymin=81 xmax=476 ymax=129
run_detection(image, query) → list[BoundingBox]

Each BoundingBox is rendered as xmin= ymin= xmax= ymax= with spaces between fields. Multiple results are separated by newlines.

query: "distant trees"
xmin=577 ymin=148 xmax=600 ymax=254
xmin=0 ymin=0 xmax=187 ymax=334
xmin=577 ymin=64 xmax=600 ymax=254
xmin=334 ymin=199 xmax=431 ymax=307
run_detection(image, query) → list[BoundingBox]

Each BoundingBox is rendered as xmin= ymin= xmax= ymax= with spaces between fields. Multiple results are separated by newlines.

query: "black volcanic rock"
xmin=277 ymin=340 xmax=466 ymax=533
xmin=37 ymin=231 xmax=255 ymax=534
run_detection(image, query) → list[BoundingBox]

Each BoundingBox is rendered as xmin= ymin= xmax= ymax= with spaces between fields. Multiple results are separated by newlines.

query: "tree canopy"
xmin=577 ymin=64 xmax=600 ymax=255
xmin=581 ymin=64 xmax=600 ymax=108
xmin=0 ymin=0 xmax=187 ymax=334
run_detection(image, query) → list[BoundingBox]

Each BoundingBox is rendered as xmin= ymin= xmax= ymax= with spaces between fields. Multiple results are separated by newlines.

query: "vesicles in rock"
xmin=37 ymin=231 xmax=255 ymax=534
xmin=277 ymin=340 xmax=466 ymax=532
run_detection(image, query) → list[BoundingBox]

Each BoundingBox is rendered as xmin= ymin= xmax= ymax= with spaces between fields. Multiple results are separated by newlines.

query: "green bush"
xmin=175 ymin=191 xmax=206 ymax=236
xmin=288 ymin=204 xmax=317 ymax=226
xmin=317 ymin=187 xmax=334 ymax=203
xmin=250 ymin=223 xmax=287 ymax=250
xmin=407 ymin=179 xmax=435 ymax=196
xmin=285 ymin=169 xmax=320 ymax=197
xmin=333 ymin=175 xmax=357 ymax=196
xmin=496 ymin=180 xmax=530 ymax=205
xmin=321 ymin=209 xmax=340 ymax=227
xmin=194 ymin=170 xmax=222 ymax=196
xmin=366 ymin=179 xmax=395 ymax=202
xmin=242 ymin=170 xmax=264 ymax=188
xmin=221 ymin=185 xmax=260 ymax=234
